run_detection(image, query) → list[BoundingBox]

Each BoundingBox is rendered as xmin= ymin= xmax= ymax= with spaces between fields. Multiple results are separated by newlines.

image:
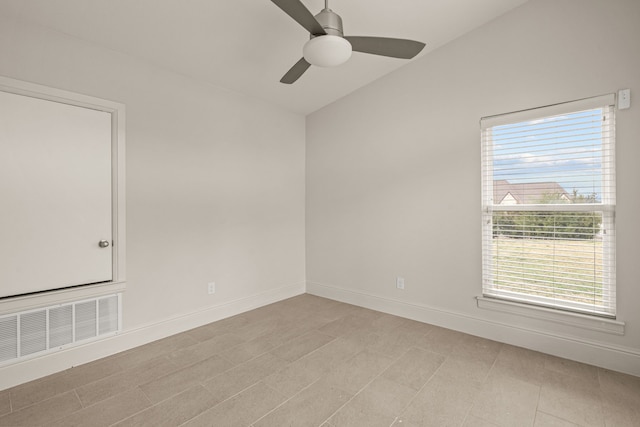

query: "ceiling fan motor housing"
xmin=312 ymin=9 xmax=344 ymax=37
xmin=274 ymin=0 xmax=426 ymax=83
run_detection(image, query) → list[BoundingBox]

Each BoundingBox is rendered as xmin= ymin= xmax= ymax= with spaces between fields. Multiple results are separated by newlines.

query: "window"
xmin=481 ymin=95 xmax=616 ymax=317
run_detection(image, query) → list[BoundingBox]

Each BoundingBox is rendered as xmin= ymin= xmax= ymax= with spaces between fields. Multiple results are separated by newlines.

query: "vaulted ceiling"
xmin=1 ymin=0 xmax=529 ymax=114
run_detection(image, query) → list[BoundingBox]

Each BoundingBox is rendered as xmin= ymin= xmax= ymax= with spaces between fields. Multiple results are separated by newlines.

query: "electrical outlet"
xmin=207 ymin=282 xmax=216 ymax=294
xmin=396 ymin=277 xmax=405 ymax=290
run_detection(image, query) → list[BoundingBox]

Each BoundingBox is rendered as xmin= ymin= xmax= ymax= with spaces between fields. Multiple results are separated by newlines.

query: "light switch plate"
xmin=618 ymin=89 xmax=631 ymax=109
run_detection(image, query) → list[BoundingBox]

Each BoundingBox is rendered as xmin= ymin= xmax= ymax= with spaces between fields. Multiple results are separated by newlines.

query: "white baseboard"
xmin=0 ymin=282 xmax=305 ymax=391
xmin=306 ymin=281 xmax=640 ymax=377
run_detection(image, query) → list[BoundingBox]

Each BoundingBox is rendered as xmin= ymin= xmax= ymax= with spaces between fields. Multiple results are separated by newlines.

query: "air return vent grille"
xmin=0 ymin=294 xmax=121 ymax=366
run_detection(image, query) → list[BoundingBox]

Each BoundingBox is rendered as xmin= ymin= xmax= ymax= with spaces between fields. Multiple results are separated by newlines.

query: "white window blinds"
xmin=481 ymin=94 xmax=616 ymax=317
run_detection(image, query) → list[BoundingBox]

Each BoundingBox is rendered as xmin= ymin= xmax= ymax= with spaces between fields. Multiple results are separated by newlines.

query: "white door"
xmin=0 ymin=90 xmax=112 ymax=298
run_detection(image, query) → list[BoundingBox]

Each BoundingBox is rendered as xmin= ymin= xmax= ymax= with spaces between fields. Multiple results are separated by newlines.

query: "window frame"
xmin=480 ymin=94 xmax=616 ymax=318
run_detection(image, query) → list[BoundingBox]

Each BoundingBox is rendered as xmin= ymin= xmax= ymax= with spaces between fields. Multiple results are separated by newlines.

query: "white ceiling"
xmin=1 ymin=0 xmax=528 ymax=115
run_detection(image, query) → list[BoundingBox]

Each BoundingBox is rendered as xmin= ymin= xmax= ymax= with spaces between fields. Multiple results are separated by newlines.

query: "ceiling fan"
xmin=271 ymin=0 xmax=426 ymax=84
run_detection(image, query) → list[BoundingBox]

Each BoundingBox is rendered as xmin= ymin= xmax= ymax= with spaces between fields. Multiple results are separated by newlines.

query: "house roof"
xmin=494 ymin=180 xmax=569 ymax=204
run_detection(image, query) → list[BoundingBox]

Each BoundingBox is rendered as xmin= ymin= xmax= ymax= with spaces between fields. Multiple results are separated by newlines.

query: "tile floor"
xmin=0 ymin=294 xmax=639 ymax=426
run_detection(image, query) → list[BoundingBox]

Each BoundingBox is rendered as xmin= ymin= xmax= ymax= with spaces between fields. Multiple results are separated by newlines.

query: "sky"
xmin=489 ymin=108 xmax=612 ymax=203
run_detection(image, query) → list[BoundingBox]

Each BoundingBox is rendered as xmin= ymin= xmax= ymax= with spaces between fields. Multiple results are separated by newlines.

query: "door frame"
xmin=0 ymin=76 xmax=126 ymax=314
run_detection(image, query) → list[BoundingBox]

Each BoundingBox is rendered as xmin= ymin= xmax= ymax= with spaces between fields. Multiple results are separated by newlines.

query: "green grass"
xmin=490 ymin=237 xmax=604 ymax=305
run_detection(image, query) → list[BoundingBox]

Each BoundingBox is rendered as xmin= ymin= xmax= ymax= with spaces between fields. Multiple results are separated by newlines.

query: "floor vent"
xmin=0 ymin=293 xmax=121 ymax=366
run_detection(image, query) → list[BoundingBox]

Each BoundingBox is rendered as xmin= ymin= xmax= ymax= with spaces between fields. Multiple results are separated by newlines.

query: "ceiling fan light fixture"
xmin=303 ymin=35 xmax=352 ymax=67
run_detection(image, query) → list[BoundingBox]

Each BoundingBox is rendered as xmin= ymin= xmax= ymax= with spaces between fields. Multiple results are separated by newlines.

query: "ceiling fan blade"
xmin=344 ymin=36 xmax=425 ymax=59
xmin=271 ymin=0 xmax=327 ymax=36
xmin=280 ymin=58 xmax=311 ymax=84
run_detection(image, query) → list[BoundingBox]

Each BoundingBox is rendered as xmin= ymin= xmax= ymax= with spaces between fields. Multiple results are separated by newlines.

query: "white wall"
xmin=0 ymin=16 xmax=306 ymax=388
xmin=306 ymin=0 xmax=640 ymax=376
xmin=2 ymin=0 xmax=639 ymax=389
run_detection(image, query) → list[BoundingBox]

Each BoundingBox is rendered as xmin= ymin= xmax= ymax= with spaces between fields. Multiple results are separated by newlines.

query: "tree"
xmin=493 ymin=189 xmax=602 ymax=240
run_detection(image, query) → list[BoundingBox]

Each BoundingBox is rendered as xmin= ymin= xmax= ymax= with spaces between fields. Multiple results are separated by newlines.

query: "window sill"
xmin=476 ymin=296 xmax=625 ymax=336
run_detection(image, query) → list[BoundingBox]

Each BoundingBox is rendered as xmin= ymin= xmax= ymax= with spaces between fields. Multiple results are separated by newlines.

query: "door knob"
xmin=98 ymin=240 xmax=110 ymax=248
